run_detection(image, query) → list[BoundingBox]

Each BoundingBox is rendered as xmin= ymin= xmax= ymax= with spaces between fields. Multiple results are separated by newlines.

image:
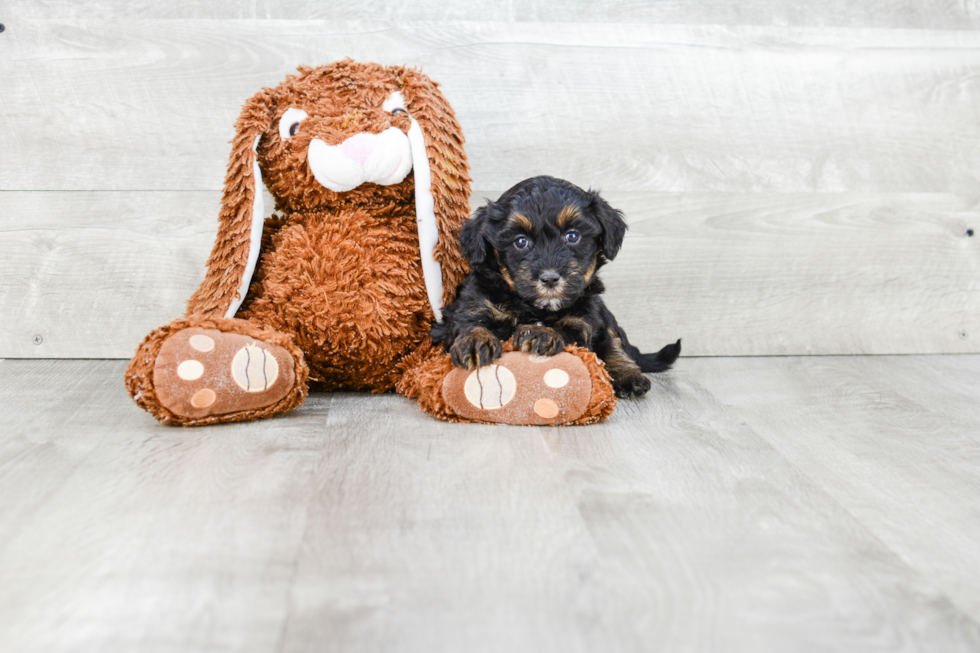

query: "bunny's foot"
xmin=442 ymin=351 xmax=593 ymax=425
xmin=153 ymin=327 xmax=296 ymax=419
xmin=126 ymin=317 xmax=308 ymax=426
xmin=398 ymin=342 xmax=617 ymax=426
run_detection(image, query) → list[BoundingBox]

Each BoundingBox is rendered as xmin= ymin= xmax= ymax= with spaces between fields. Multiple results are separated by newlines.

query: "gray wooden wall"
xmin=2 ymin=1 xmax=979 ymax=358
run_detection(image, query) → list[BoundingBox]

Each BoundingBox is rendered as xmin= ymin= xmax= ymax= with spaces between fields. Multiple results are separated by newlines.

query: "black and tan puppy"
xmin=431 ymin=175 xmax=680 ymax=398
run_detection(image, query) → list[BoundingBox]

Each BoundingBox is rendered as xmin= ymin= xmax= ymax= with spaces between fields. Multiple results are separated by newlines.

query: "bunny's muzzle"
xmin=307 ymin=128 xmax=413 ymax=193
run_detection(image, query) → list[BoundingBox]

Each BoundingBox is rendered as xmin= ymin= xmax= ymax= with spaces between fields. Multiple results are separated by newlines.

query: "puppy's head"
xmin=461 ymin=176 xmax=627 ymax=311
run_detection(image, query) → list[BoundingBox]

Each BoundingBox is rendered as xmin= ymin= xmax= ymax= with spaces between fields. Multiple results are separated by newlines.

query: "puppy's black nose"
xmin=539 ymin=271 xmax=561 ymax=288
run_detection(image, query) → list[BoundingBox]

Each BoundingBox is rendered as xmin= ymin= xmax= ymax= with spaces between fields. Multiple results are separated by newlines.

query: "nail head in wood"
xmin=32 ymin=334 xmax=43 ymax=345
xmin=967 ymin=228 xmax=974 ymax=237
xmin=0 ymin=24 xmax=5 ymax=33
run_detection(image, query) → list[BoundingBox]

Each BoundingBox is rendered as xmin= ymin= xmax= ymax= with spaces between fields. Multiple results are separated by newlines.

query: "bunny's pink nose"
xmin=338 ymin=133 xmax=376 ymax=165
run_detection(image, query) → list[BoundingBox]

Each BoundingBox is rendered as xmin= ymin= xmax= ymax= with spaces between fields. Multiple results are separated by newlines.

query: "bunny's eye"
xmin=278 ymin=107 xmax=308 ymax=140
xmin=383 ymin=91 xmax=409 ymax=117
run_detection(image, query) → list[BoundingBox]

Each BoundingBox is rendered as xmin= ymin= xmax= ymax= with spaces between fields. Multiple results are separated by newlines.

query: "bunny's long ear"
xmin=394 ymin=68 xmax=472 ymax=320
xmin=186 ymin=89 xmax=275 ymax=318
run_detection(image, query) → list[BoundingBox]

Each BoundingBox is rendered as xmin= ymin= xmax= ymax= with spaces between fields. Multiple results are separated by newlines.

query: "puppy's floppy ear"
xmin=186 ymin=88 xmax=276 ymax=318
xmin=589 ymin=190 xmax=628 ymax=261
xmin=460 ymin=203 xmax=495 ymax=267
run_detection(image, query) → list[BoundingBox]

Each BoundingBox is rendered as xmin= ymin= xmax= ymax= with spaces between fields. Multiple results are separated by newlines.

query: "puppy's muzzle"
xmin=539 ymin=270 xmax=561 ymax=289
xmin=534 ymin=270 xmax=568 ymax=311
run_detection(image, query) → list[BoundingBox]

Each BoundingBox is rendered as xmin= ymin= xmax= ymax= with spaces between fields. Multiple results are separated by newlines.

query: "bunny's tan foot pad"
xmin=153 ymin=328 xmax=297 ymax=420
xmin=442 ymin=351 xmax=592 ymax=425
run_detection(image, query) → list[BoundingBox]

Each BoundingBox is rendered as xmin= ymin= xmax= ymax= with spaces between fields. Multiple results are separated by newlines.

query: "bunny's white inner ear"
xmin=224 ymin=135 xmax=266 ymax=319
xmin=385 ymin=91 xmax=444 ymax=324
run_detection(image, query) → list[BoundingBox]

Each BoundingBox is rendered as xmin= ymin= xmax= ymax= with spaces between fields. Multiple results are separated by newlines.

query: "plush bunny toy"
xmin=125 ymin=60 xmax=617 ymax=426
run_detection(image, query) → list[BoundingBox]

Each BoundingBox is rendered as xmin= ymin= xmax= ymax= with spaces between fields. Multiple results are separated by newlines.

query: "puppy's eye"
xmin=391 ymin=107 xmax=408 ymax=117
xmin=565 ymin=231 xmax=581 ymax=244
xmin=289 ymin=122 xmax=300 ymax=136
xmin=514 ymin=236 xmax=530 ymax=250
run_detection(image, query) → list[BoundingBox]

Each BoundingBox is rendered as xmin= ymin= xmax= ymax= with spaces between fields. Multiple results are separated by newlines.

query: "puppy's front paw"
xmin=450 ymin=327 xmax=503 ymax=370
xmin=514 ymin=325 xmax=565 ymax=357
xmin=613 ymin=372 xmax=652 ymax=398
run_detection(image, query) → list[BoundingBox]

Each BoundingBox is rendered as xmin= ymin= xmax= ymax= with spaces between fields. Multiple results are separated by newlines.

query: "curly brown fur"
xmin=432 ymin=176 xmax=681 ymax=399
xmin=187 ymin=61 xmax=470 ymax=321
xmin=128 ymin=60 xmax=474 ymax=425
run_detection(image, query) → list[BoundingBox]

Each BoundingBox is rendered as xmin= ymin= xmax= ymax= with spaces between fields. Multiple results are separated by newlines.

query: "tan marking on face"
xmin=568 ymin=257 xmax=596 ymax=284
xmin=509 ymin=212 xmax=533 ymax=231
xmin=583 ymin=256 xmax=598 ymax=283
xmin=557 ymin=204 xmax=579 ymax=229
xmin=494 ymin=251 xmax=517 ymax=289
xmin=515 ymin=263 xmax=536 ymax=287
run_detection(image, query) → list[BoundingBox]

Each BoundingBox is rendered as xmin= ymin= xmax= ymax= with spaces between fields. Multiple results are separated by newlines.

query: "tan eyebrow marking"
xmin=557 ymin=205 xmax=579 ymax=228
xmin=509 ymin=213 xmax=533 ymax=231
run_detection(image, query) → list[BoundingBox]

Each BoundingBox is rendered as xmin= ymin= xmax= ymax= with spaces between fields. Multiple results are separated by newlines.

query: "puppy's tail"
xmin=636 ymin=339 xmax=682 ymax=373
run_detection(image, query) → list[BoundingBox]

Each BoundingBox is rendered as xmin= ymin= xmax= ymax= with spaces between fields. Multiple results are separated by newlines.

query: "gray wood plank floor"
xmin=2 ymin=356 xmax=980 ymax=652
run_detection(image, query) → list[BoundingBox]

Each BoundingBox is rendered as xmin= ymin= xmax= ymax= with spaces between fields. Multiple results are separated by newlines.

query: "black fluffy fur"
xmin=432 ymin=176 xmax=681 ymax=398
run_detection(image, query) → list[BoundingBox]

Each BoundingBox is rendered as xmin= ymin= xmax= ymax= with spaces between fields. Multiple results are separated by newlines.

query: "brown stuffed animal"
xmin=125 ymin=60 xmax=616 ymax=426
